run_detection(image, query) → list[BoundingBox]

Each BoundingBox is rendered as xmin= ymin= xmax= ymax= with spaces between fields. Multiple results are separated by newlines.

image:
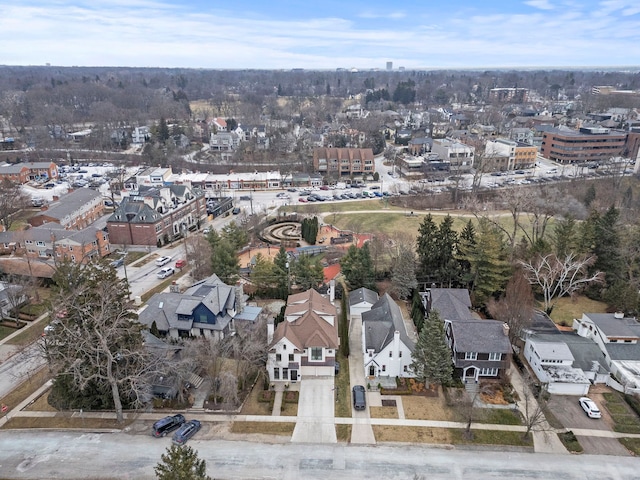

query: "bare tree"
xmin=218 ymin=371 xmax=239 ymax=410
xmin=184 ymin=235 xmax=213 ymax=281
xmin=45 ymin=261 xmax=156 ymax=422
xmin=0 ymin=179 xmax=30 ymax=231
xmin=519 ymin=253 xmax=604 ymax=313
xmin=519 ymin=372 xmax=551 ymax=439
xmin=487 ymin=270 xmax=534 ymax=344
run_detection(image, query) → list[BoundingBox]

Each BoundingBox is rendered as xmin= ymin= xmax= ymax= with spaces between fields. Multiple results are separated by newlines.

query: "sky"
xmin=2 ymin=0 xmax=640 ymax=70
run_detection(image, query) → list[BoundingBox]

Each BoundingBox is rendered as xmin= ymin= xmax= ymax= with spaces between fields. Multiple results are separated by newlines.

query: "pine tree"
xmin=456 ymin=220 xmax=477 ymax=289
xmin=339 ymin=288 xmax=350 ymax=357
xmin=158 ymin=117 xmax=170 ymax=143
xmin=155 ymin=444 xmax=211 ymax=480
xmin=250 ymin=253 xmax=274 ymax=295
xmin=410 ymin=289 xmax=425 ymax=333
xmin=273 ymin=246 xmax=290 ymax=299
xmin=436 ymin=214 xmax=459 ymax=287
xmin=410 ymin=310 xmax=452 ymax=388
xmin=208 ymin=230 xmax=240 ymax=284
xmin=416 ymin=214 xmax=439 ymax=286
xmin=340 ymin=244 xmax=375 ymax=290
xmin=390 ymin=244 xmax=418 ymax=300
xmin=551 ymin=216 xmax=579 ymax=258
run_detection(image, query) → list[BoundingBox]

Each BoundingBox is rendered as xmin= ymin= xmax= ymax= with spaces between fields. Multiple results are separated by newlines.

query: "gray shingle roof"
xmin=585 ymin=313 xmax=640 ymax=338
xmin=450 ymin=320 xmax=511 ymax=353
xmin=35 ymin=188 xmax=101 ymax=221
xmin=362 ymin=293 xmax=414 ymax=353
xmin=532 ymin=332 xmax=610 ymax=374
xmin=427 ymin=288 xmax=473 ymax=321
xmin=348 ymin=287 xmax=378 ymax=307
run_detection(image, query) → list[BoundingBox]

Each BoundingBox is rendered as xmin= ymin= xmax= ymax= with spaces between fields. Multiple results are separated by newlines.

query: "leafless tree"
xmin=519 ymin=253 xmax=604 ymax=313
xmin=0 ymin=179 xmax=30 ymax=231
xmin=218 ymin=371 xmax=239 ymax=410
xmin=487 ymin=269 xmax=534 ymax=344
xmin=184 ymin=235 xmax=213 ymax=281
xmin=519 ymin=372 xmax=551 ymax=439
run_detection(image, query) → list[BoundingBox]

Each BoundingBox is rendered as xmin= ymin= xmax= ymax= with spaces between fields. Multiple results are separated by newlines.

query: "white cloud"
xmin=358 ymin=11 xmax=406 ymax=19
xmin=524 ymin=0 xmax=555 ymax=10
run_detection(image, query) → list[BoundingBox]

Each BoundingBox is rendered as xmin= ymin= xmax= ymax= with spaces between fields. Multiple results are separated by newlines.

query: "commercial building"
xmin=313 ymin=147 xmax=375 ymax=177
xmin=541 ymin=126 xmax=627 ymax=164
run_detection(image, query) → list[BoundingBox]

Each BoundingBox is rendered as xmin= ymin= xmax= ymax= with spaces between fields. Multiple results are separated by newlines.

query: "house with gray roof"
xmin=137 ymin=274 xmax=262 ymax=341
xmin=421 ymin=288 xmax=474 ymax=322
xmin=348 ymin=287 xmax=378 ymax=317
xmin=444 ymin=319 xmax=512 ymax=382
xmin=362 ymin=293 xmax=415 ymax=379
xmin=574 ymin=312 xmax=640 ymax=391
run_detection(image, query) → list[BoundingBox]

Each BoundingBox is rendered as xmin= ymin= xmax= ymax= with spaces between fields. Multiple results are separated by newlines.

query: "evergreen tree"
xmin=416 ymin=214 xmax=439 ymax=287
xmin=339 ymin=288 xmax=350 ymax=357
xmin=410 ymin=289 xmax=425 ymax=333
xmin=583 ymin=184 xmax=596 ymax=207
xmin=250 ymin=253 xmax=274 ymax=295
xmin=340 ymin=244 xmax=375 ymax=290
xmin=150 ymin=320 xmax=159 ymax=337
xmin=390 ymin=244 xmax=418 ymax=300
xmin=459 ymin=219 xmax=511 ymax=306
xmin=410 ymin=310 xmax=452 ymax=388
xmin=208 ymin=230 xmax=240 ymax=284
xmin=456 ymin=220 xmax=477 ymax=289
xmin=292 ymin=254 xmax=324 ymax=290
xmin=158 ymin=117 xmax=170 ymax=143
xmin=593 ymin=206 xmax=622 ymax=287
xmin=551 ymin=216 xmax=579 ymax=258
xmin=155 ymin=444 xmax=211 ymax=480
xmin=221 ymin=222 xmax=249 ymax=250
xmin=435 ymin=215 xmax=459 ymax=287
xmin=273 ymin=246 xmax=290 ymax=299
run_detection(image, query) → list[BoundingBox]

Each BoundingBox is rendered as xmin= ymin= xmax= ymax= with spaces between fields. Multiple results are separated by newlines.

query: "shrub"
xmin=258 ymin=391 xmax=274 ymax=403
xmin=624 ymin=394 xmax=640 ymax=417
xmin=558 ymin=430 xmax=583 ymax=453
xmin=283 ymin=391 xmax=299 ymax=403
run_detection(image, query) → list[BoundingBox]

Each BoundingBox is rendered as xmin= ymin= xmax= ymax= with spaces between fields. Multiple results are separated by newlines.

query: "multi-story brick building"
xmin=0 ymin=161 xmax=59 ymax=184
xmin=107 ymin=184 xmax=207 ymax=246
xmin=541 ymin=126 xmax=627 ymax=164
xmin=28 ymin=188 xmax=104 ymax=230
xmin=489 ymin=87 xmax=529 ymax=103
xmin=313 ymin=147 xmax=375 ymax=177
xmin=484 ymin=138 xmax=538 ymax=171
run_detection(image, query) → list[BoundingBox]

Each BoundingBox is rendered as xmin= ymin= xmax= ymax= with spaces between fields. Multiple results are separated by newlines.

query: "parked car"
xmin=579 ymin=397 xmax=601 ymax=418
xmin=110 ymin=257 xmax=124 ymax=268
xmin=202 ymin=228 xmax=211 ymax=234
xmin=152 ymin=414 xmax=185 ymax=437
xmin=172 ymin=419 xmax=202 ymax=445
xmin=157 ymin=267 xmax=175 ymax=279
xmin=232 ymin=207 xmax=241 ymax=214
xmin=334 ymin=361 xmax=340 ymax=375
xmin=155 ymin=256 xmax=172 ymax=267
xmin=352 ymin=385 xmax=366 ymax=411
xmin=175 ymin=259 xmax=187 ymax=268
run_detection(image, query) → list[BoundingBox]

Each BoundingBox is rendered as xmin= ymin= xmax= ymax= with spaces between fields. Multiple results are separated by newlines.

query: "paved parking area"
xmin=291 ymin=377 xmax=336 ymax=443
xmin=547 ymin=394 xmax=630 ymax=456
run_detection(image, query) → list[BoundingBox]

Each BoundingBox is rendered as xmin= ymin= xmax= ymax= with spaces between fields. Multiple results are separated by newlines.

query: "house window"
xmin=274 ymin=368 xmax=280 ymax=380
xmin=465 ymin=352 xmax=477 ymax=360
xmin=480 ymin=367 xmax=499 ymax=376
xmin=399 ymin=351 xmax=402 ymax=358
xmin=403 ymin=365 xmax=408 ymax=372
xmin=36 ymin=241 xmax=45 ymax=247
xmin=489 ymin=352 xmax=502 ymax=361
xmin=310 ymin=347 xmax=322 ymax=361
xmin=389 ymin=351 xmax=393 ymax=358
xmin=69 ymin=246 xmax=73 ymax=251
xmin=276 ymin=354 xmax=281 ymax=362
xmin=282 ymin=367 xmax=288 ymax=380
xmin=283 ymin=344 xmax=286 ymax=350
xmin=288 ymin=354 xmax=294 ymax=361
xmin=382 ymin=365 xmax=386 ymax=372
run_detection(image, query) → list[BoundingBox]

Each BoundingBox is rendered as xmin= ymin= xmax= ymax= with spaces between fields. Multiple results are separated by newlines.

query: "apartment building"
xmin=313 ymin=147 xmax=375 ymax=177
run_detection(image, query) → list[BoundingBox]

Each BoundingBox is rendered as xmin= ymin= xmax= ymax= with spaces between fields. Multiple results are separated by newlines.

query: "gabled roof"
xmin=583 ymin=313 xmax=640 ymax=339
xmin=285 ymin=289 xmax=336 ymax=318
xmin=428 ymin=288 xmax=473 ymax=321
xmin=270 ymin=310 xmax=339 ymax=350
xmin=449 ymin=319 xmax=511 ymax=354
xmin=362 ymin=293 xmax=414 ymax=353
xmin=107 ymin=197 xmax=163 ymax=224
xmin=33 ymin=188 xmax=101 ymax=221
xmin=349 ymin=287 xmax=379 ymax=307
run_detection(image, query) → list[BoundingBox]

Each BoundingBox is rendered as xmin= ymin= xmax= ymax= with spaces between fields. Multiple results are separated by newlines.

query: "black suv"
xmin=152 ymin=414 xmax=185 ymax=437
xmin=352 ymin=385 xmax=366 ymax=411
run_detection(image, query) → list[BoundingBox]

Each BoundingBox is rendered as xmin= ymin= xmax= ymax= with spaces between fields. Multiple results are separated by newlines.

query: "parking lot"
xmin=547 ymin=391 xmax=631 ymax=456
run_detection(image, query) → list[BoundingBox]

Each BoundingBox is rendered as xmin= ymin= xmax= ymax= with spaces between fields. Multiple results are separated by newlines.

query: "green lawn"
xmin=548 ymin=296 xmax=608 ymax=326
xmin=0 ymin=325 xmax=16 ymax=341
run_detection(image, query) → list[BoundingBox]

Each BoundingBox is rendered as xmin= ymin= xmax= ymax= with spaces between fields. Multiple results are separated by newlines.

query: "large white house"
xmin=362 ymin=293 xmax=415 ymax=379
xmin=266 ymin=289 xmax=339 ymax=384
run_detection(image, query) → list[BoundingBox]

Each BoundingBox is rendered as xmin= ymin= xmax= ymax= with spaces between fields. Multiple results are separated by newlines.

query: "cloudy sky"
xmin=2 ymin=0 xmax=640 ymax=69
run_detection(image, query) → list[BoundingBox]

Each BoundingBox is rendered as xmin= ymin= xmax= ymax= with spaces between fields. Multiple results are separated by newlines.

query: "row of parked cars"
xmin=152 ymin=414 xmax=202 ymax=444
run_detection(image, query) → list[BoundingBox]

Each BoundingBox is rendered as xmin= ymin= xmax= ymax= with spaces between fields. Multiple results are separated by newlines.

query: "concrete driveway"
xmin=348 ymin=312 xmax=375 ymax=444
xmin=291 ymin=376 xmax=336 ymax=443
xmin=547 ymin=394 xmax=630 ymax=456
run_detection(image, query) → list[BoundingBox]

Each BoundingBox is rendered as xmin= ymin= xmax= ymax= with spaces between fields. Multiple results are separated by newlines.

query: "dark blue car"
xmin=172 ymin=419 xmax=202 ymax=445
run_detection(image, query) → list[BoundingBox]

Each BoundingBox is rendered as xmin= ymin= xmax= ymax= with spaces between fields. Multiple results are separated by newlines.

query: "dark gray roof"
xmin=348 ymin=287 xmax=379 ymax=307
xmin=35 ymin=188 xmax=101 ymax=221
xmin=107 ymin=197 xmax=163 ymax=224
xmin=533 ymin=332 xmax=610 ymax=374
xmin=605 ymin=343 xmax=640 ymax=361
xmin=139 ymin=292 xmax=191 ymax=331
xmin=527 ymin=310 xmax=561 ymax=335
xmin=427 ymin=288 xmax=472 ymax=321
xmin=450 ymin=320 xmax=511 ymax=353
xmin=585 ymin=313 xmax=640 ymax=338
xmin=362 ymin=293 xmax=414 ymax=353
xmin=0 ymin=161 xmax=53 ymax=173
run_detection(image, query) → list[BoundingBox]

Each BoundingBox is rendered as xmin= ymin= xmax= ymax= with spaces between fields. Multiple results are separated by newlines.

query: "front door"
xmin=291 ymin=370 xmax=298 ymax=381
xmin=369 ymin=365 xmax=376 ymax=376
xmin=464 ymin=366 xmax=477 ymax=382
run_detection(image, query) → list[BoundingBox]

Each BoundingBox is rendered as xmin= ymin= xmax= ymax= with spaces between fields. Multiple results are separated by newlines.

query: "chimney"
xmin=329 ymin=279 xmax=335 ymax=302
xmin=267 ymin=317 xmax=274 ymax=343
xmin=235 ymin=284 xmax=246 ymax=313
xmin=502 ymin=323 xmax=510 ymax=337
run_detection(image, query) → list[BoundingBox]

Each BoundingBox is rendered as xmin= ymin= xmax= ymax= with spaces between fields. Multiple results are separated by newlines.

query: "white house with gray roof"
xmin=574 ymin=312 xmax=640 ymax=391
xmin=362 ymin=293 xmax=415 ymax=380
xmin=348 ymin=287 xmax=378 ymax=317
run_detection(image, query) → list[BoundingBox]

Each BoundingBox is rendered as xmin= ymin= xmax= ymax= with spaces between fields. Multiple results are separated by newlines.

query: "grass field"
xmin=548 ymin=296 xmax=608 ymax=326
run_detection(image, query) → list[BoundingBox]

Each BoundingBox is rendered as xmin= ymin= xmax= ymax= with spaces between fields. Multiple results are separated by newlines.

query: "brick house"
xmin=28 ymin=188 xmax=104 ymax=230
xmin=313 ymin=147 xmax=375 ymax=177
xmin=0 ymin=161 xmax=59 ymax=184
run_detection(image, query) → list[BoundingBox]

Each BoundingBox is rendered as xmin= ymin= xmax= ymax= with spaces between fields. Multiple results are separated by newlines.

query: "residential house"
xmin=444 ymin=319 xmax=512 ymax=381
xmin=138 ymin=274 xmax=262 ymax=341
xmin=348 ymin=287 xmax=379 ymax=317
xmin=266 ymin=289 xmax=339 ymax=384
xmin=28 ymin=188 xmax=104 ymax=230
xmin=131 ymin=126 xmax=150 ymax=145
xmin=362 ymin=293 xmax=415 ymax=379
xmin=573 ymin=313 xmax=640 ymax=391
xmin=0 ymin=281 xmax=28 ymax=319
xmin=209 ymin=131 xmax=240 ymax=151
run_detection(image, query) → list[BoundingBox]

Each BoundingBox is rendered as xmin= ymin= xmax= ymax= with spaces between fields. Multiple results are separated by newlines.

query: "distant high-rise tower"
xmin=386 ymin=61 xmax=393 ymax=71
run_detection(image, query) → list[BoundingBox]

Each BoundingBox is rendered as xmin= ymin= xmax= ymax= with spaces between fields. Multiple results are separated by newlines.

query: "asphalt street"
xmin=0 ymin=430 xmax=637 ymax=480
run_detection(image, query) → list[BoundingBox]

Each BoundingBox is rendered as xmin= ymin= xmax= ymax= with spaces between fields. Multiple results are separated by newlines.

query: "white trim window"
xmin=465 ymin=352 xmax=477 ymax=360
xmin=489 ymin=352 xmax=502 ymax=361
xmin=480 ymin=367 xmax=499 ymax=376
xmin=310 ymin=347 xmax=323 ymax=361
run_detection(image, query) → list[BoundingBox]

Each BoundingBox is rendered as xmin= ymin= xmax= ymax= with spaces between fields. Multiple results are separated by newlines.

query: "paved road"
xmin=0 ymin=430 xmax=638 ymax=480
